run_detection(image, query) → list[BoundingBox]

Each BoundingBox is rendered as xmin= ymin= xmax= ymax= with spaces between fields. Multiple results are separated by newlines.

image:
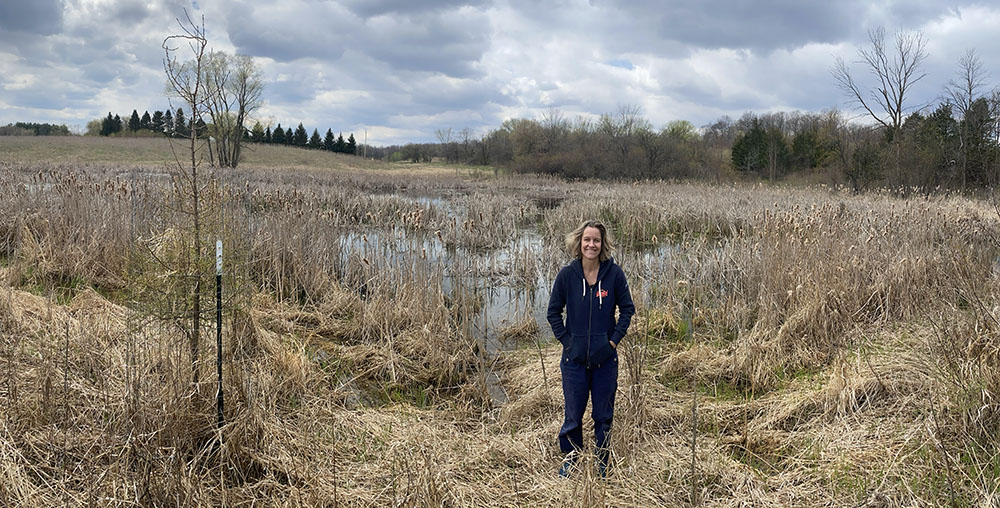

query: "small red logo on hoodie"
xmin=598 ymin=289 xmax=608 ymax=298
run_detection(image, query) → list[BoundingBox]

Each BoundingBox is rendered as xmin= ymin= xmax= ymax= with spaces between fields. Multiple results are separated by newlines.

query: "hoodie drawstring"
xmin=583 ymin=277 xmax=605 ymax=308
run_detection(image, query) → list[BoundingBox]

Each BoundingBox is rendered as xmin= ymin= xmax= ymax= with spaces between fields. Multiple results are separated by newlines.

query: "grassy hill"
xmin=0 ymin=135 xmax=388 ymax=171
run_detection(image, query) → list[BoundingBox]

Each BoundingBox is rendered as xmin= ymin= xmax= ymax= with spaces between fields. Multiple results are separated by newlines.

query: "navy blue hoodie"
xmin=547 ymin=257 xmax=635 ymax=368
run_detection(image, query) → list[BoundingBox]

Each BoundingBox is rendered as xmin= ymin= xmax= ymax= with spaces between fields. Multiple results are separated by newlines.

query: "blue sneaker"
xmin=558 ymin=453 xmax=578 ymax=478
xmin=597 ymin=458 xmax=609 ymax=478
xmin=597 ymin=451 xmax=611 ymax=478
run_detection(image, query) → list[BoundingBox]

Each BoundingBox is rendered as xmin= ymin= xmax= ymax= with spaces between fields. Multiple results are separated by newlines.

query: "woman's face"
xmin=581 ymin=226 xmax=602 ymax=261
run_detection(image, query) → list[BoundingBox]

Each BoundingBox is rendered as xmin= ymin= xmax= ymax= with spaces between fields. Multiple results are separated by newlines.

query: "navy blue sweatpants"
xmin=559 ymin=353 xmax=618 ymax=454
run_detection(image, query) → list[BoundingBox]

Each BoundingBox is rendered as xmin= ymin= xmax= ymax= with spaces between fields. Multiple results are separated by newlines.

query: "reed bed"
xmin=3 ymin=138 xmax=1000 ymax=506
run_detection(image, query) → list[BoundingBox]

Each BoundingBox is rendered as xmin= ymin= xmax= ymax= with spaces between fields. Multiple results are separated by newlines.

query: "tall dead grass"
xmin=4 ymin=146 xmax=1000 ymax=505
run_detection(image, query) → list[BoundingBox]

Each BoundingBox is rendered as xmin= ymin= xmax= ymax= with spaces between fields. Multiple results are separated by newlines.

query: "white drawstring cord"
xmin=598 ymin=280 xmax=603 ymax=308
xmin=582 ymin=277 xmax=586 ymax=298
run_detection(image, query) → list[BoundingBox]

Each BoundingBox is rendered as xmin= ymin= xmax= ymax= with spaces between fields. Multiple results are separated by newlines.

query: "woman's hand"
xmin=609 ymin=341 xmax=616 ymax=350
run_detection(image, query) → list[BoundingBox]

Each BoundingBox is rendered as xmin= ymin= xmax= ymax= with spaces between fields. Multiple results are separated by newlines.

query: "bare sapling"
xmin=163 ymin=11 xmax=210 ymax=391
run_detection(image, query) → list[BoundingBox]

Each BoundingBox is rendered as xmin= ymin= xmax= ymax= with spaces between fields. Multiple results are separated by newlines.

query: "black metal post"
xmin=216 ymin=240 xmax=224 ymax=432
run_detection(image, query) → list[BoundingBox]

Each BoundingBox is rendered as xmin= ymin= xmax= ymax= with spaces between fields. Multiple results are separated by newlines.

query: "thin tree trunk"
xmin=191 ymin=124 xmax=201 ymax=388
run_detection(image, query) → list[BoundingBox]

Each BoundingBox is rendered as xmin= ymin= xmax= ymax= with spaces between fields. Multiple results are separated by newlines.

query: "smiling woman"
xmin=546 ymin=219 xmax=635 ymax=478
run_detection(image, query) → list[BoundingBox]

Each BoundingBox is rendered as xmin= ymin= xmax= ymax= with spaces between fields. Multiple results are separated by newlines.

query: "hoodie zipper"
xmin=587 ymin=281 xmax=593 ymax=366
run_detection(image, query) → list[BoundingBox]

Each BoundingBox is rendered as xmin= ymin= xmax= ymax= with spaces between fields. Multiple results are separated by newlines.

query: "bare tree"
xmin=162 ymin=12 xmax=209 ymax=388
xmin=599 ymin=104 xmax=647 ymax=176
xmin=459 ymin=127 xmax=474 ymax=162
xmin=636 ymin=126 xmax=667 ymax=179
xmin=540 ymin=108 xmax=570 ymax=154
xmin=833 ymin=27 xmax=928 ymax=185
xmin=203 ymin=51 xmax=264 ymax=168
xmin=435 ymin=128 xmax=456 ymax=162
xmin=945 ymin=49 xmax=990 ymax=189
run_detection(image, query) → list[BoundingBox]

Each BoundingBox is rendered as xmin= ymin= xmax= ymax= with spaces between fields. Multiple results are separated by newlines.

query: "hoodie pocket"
xmin=567 ymin=333 xmax=588 ymax=364
xmin=588 ymin=333 xmax=614 ymax=366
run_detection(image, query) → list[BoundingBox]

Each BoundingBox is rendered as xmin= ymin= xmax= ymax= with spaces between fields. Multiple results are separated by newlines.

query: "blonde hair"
xmin=564 ymin=220 xmax=613 ymax=262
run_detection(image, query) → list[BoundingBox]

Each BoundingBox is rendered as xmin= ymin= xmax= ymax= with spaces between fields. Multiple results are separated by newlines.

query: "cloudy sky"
xmin=2 ymin=0 xmax=999 ymax=145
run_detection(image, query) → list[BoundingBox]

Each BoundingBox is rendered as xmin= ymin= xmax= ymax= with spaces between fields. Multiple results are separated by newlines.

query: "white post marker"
xmin=216 ymin=240 xmax=222 ymax=276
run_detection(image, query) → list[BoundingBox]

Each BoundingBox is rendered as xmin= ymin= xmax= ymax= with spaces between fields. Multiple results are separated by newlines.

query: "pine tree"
xmin=271 ymin=123 xmax=285 ymax=144
xmin=334 ymin=133 xmax=346 ymax=153
xmin=163 ymin=109 xmax=174 ymax=136
xmin=265 ymin=126 xmax=272 ymax=144
xmin=151 ymin=110 xmax=165 ymax=134
xmin=174 ymin=108 xmax=188 ymax=137
xmin=324 ymin=128 xmax=335 ymax=151
xmin=100 ymin=112 xmax=115 ymax=136
xmin=128 ymin=110 xmax=141 ymax=131
xmin=194 ymin=118 xmax=207 ymax=138
xmin=308 ymin=128 xmax=322 ymax=149
xmin=112 ymin=114 xmax=123 ymax=134
xmin=294 ymin=123 xmax=308 ymax=146
xmin=347 ymin=133 xmax=357 ymax=155
xmin=285 ymin=127 xmax=293 ymax=145
xmin=140 ymin=110 xmax=152 ymax=130
xmin=251 ymin=121 xmax=265 ymax=143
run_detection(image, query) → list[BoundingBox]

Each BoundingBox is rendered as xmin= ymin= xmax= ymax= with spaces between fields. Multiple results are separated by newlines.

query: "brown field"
xmin=2 ymin=136 xmax=1000 ymax=506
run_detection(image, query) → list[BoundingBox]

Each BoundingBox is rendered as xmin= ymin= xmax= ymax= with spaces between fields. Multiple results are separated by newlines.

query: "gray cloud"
xmin=0 ymin=0 xmax=64 ymax=35
xmin=225 ymin=1 xmax=490 ymax=79
xmin=343 ymin=0 xmax=489 ymax=18
xmin=2 ymin=0 xmax=1000 ymax=145
xmin=112 ymin=0 xmax=152 ymax=24
xmin=360 ymin=9 xmax=490 ymax=77
xmin=224 ymin=2 xmax=354 ymax=61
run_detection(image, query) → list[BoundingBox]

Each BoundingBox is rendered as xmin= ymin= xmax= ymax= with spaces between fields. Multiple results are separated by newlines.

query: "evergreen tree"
xmin=271 ymin=123 xmax=285 ymax=144
xmin=294 ymin=123 xmax=308 ymax=146
xmin=334 ymin=133 xmax=346 ymax=153
xmin=174 ymin=108 xmax=188 ymax=137
xmin=308 ymin=128 xmax=322 ymax=148
xmin=151 ymin=110 xmax=165 ymax=134
xmin=100 ymin=112 xmax=115 ymax=136
xmin=324 ymin=128 xmax=335 ymax=151
xmin=140 ymin=110 xmax=152 ymax=130
xmin=194 ymin=118 xmax=207 ymax=138
xmin=731 ymin=121 xmax=767 ymax=173
xmin=285 ymin=127 xmax=293 ymax=145
xmin=128 ymin=110 xmax=141 ymax=131
xmin=732 ymin=120 xmax=788 ymax=180
xmin=347 ymin=133 xmax=357 ymax=155
xmin=265 ymin=126 xmax=272 ymax=144
xmin=112 ymin=114 xmax=123 ymax=134
xmin=163 ymin=109 xmax=174 ymax=136
xmin=251 ymin=121 xmax=265 ymax=143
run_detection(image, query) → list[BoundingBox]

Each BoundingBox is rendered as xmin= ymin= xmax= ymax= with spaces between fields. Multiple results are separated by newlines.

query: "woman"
xmin=547 ymin=220 xmax=635 ymax=477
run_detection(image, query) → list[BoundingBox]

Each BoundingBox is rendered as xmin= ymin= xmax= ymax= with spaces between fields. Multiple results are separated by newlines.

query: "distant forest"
xmin=8 ymin=102 xmax=999 ymax=192
xmin=0 ymin=122 xmax=72 ymax=136
xmin=371 ymin=99 xmax=999 ymax=192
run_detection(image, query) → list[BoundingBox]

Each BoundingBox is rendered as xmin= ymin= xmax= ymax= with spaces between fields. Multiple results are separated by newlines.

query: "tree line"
xmin=380 ymin=28 xmax=1000 ymax=192
xmin=383 ymin=98 xmax=998 ymax=192
xmin=88 ymin=108 xmax=199 ymax=138
xmin=247 ymin=121 xmax=358 ymax=155
xmin=0 ymin=122 xmax=72 ymax=136
xmin=3 ymin=110 xmax=362 ymax=162
xmin=84 ymin=108 xmax=359 ymax=155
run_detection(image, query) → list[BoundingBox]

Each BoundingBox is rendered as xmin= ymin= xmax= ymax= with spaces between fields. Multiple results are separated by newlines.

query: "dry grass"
xmin=3 ymin=137 xmax=1000 ymax=506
